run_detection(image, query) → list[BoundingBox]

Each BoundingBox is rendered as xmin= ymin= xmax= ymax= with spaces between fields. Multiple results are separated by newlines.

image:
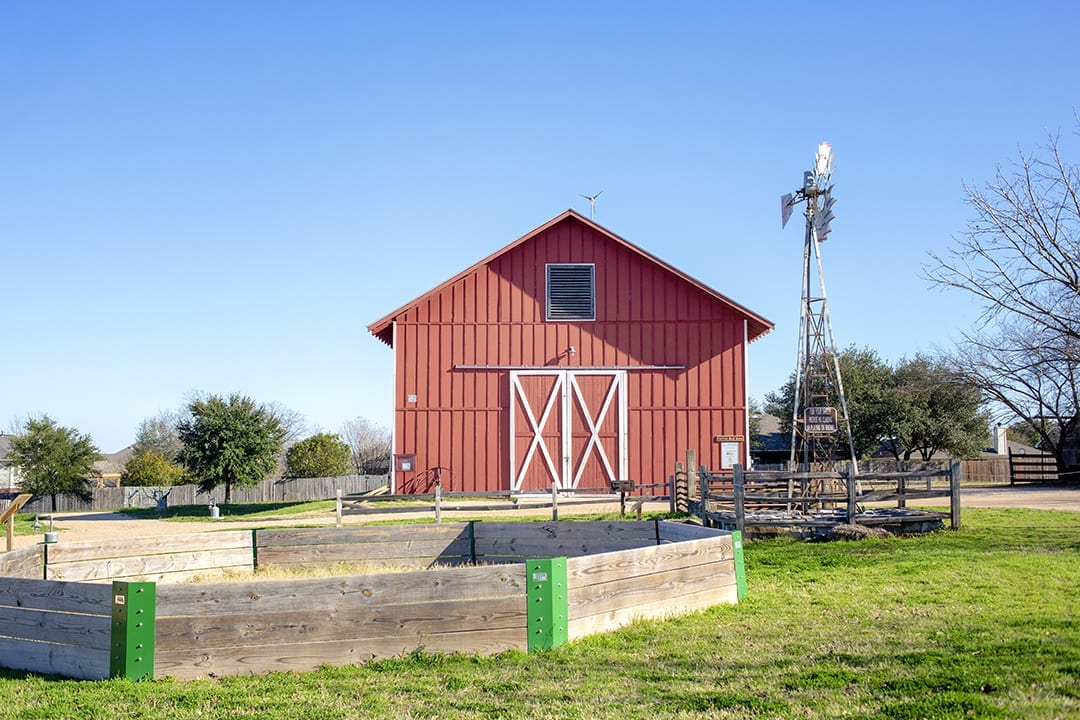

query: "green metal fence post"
xmin=732 ymin=531 xmax=747 ymax=601
xmin=110 ymin=581 xmax=156 ymax=680
xmin=526 ymin=557 xmax=568 ymax=652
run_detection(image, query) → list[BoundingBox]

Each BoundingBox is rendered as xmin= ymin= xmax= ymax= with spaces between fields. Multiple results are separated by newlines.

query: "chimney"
xmin=994 ymin=424 xmax=1008 ymax=455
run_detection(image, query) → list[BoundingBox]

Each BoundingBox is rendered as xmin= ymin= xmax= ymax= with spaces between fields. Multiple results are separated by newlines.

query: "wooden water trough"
xmin=0 ymin=520 xmax=744 ymax=681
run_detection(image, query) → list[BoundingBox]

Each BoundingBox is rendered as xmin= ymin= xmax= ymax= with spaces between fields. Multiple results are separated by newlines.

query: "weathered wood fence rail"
xmin=686 ymin=463 xmax=961 ymax=537
xmin=0 ymin=521 xmax=743 ymax=681
xmin=2 ymin=474 xmax=388 ymax=515
xmin=1007 ymin=448 xmax=1060 ymax=484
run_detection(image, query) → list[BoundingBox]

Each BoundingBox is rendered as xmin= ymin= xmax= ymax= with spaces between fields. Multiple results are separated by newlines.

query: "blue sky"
xmin=2 ymin=2 xmax=1077 ymax=451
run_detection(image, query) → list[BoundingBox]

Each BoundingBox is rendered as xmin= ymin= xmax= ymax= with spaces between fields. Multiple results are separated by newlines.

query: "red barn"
xmin=368 ymin=210 xmax=773 ymax=494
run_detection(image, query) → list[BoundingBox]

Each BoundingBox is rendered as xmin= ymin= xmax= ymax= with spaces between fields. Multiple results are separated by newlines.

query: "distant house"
xmin=369 ymin=209 xmax=774 ymax=494
xmin=93 ymin=446 xmax=134 ymax=488
xmin=750 ymin=413 xmax=790 ymax=467
xmin=0 ymin=435 xmax=133 ymax=490
xmin=0 ymin=435 xmax=22 ymax=491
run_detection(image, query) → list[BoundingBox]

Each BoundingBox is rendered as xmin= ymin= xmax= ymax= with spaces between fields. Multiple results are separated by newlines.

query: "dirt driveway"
xmin=10 ymin=485 xmax=1079 ymax=551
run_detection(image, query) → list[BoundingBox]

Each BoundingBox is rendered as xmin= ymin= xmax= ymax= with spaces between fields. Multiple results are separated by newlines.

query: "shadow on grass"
xmin=116 ymin=500 xmax=333 ymax=521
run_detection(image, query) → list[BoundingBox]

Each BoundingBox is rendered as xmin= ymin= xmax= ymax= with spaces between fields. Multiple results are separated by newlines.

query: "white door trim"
xmin=509 ymin=369 xmax=627 ymax=492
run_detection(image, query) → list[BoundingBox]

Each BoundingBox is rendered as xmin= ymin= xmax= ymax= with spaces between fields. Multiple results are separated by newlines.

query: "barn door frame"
xmin=509 ymin=369 xmax=627 ymax=492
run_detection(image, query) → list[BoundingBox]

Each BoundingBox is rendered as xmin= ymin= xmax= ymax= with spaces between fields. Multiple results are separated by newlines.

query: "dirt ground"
xmin=10 ymin=485 xmax=1080 ymax=551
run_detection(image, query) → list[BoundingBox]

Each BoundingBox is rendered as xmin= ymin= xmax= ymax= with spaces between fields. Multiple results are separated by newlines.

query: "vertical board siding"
xmin=392 ymin=215 xmax=752 ymax=494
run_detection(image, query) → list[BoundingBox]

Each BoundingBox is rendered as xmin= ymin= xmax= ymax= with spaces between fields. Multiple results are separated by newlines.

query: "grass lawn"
xmin=7 ymin=514 xmax=52 ymax=537
xmin=0 ymin=507 xmax=1077 ymax=719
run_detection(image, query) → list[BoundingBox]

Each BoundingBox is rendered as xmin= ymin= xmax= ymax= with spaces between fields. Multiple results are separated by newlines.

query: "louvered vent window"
xmin=546 ymin=264 xmax=595 ymax=321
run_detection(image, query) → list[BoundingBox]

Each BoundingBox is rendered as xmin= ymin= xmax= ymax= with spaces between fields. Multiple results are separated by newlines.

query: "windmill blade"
xmin=781 ymin=194 xmax=794 ymax=228
xmin=813 ymin=195 xmax=836 ymax=239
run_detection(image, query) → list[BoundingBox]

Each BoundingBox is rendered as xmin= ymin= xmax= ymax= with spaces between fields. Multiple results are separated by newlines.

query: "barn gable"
xmin=368 ymin=210 xmax=774 ymax=495
xmin=368 ymin=209 xmax=772 ymax=346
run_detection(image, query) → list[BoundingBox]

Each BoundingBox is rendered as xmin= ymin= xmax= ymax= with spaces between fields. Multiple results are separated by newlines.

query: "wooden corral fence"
xmin=0 ymin=521 xmax=743 ymax=681
xmin=756 ymin=458 xmax=1016 ymax=485
xmin=340 ymin=481 xmax=673 ymax=524
xmin=681 ymin=462 xmax=961 ymax=538
xmin=4 ymin=474 xmax=389 ymax=515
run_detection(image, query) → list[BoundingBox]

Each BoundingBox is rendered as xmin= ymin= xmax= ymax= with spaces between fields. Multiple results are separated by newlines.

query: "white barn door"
xmin=509 ymin=370 xmax=627 ymax=492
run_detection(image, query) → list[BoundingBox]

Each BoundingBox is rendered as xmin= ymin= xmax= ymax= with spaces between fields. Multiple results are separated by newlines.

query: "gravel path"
xmin=10 ymin=485 xmax=1079 ymax=550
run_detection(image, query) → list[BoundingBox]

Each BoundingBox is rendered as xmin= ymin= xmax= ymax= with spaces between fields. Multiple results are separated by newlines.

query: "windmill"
xmin=780 ymin=142 xmax=858 ymax=476
xmin=580 ymin=191 xmax=602 ymax=220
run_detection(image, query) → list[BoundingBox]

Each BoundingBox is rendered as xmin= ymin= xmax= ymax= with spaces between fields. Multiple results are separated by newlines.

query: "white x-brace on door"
xmin=509 ymin=370 xmax=627 ymax=492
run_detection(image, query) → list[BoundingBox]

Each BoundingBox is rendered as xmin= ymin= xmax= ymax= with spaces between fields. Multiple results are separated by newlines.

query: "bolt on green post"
xmin=526 ymin=557 xmax=568 ymax=652
xmin=110 ymin=581 xmax=156 ymax=680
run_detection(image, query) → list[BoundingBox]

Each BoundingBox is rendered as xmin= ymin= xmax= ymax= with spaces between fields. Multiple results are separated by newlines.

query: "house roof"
xmin=2 ymin=435 xmax=134 ymax=475
xmin=94 ymin=446 xmax=134 ymax=476
xmin=368 ymin=209 xmax=774 ymax=347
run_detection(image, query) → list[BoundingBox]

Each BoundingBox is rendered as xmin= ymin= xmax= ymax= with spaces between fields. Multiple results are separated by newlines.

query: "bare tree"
xmin=340 ymin=417 xmax=391 ymax=475
xmin=927 ymin=128 xmax=1080 ymax=341
xmin=945 ymin=323 xmax=1079 ymax=469
xmin=927 ymin=124 xmax=1080 ymax=472
xmin=132 ymin=410 xmax=183 ymax=461
xmin=265 ymin=401 xmax=308 ymax=447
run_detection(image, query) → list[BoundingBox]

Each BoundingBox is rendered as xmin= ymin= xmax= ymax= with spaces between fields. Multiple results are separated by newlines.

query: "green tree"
xmin=1006 ymin=420 xmax=1043 ymax=448
xmin=285 ymin=433 xmax=352 ymax=479
xmin=881 ymin=355 xmax=990 ymax=460
xmin=176 ymin=393 xmax=285 ymax=504
xmin=7 ymin=416 xmax=101 ymax=511
xmin=765 ymin=346 xmax=893 ymax=461
xmin=748 ymin=397 xmax=764 ymax=451
xmin=765 ymin=348 xmax=990 ymax=463
xmin=121 ymin=449 xmax=187 ymax=486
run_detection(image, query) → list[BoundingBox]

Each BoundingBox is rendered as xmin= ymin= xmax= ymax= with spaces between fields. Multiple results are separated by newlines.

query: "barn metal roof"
xmin=367 ymin=209 xmax=774 ymax=346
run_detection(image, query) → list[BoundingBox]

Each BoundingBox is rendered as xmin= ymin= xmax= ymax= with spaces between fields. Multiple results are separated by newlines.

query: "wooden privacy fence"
xmin=0 ymin=521 xmax=744 ymax=681
xmin=5 ymin=474 xmax=388 ymax=515
xmin=684 ymin=462 xmax=961 ymax=537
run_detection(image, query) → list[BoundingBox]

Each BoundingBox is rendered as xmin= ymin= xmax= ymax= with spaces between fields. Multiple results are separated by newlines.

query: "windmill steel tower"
xmin=781 ymin=142 xmax=858 ymax=474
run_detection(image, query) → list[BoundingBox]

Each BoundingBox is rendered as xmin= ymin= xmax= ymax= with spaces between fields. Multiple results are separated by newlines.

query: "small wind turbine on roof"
xmin=580 ymin=191 xmax=602 ymax=220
